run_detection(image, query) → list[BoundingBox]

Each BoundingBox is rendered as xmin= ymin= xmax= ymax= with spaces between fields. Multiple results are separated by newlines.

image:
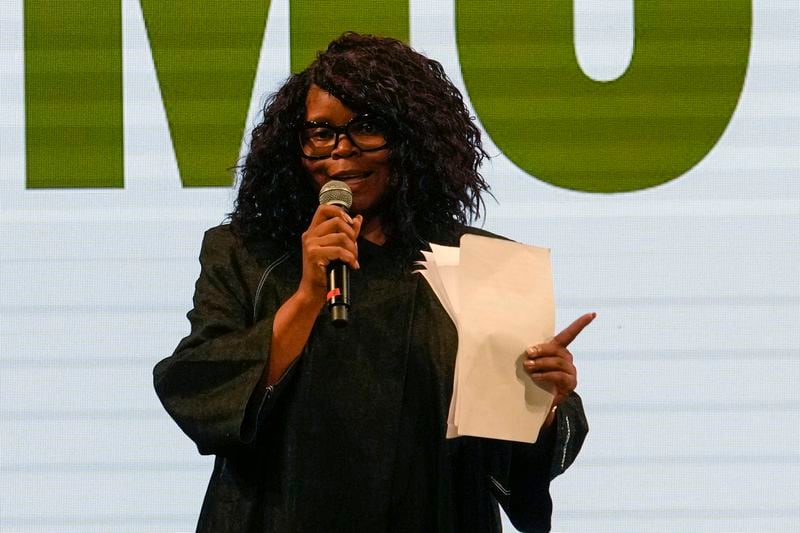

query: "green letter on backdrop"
xmin=140 ymin=1 xmax=271 ymax=187
xmin=456 ymin=1 xmax=751 ymax=192
xmin=25 ymin=1 xmax=123 ymax=188
xmin=289 ymin=0 xmax=408 ymax=73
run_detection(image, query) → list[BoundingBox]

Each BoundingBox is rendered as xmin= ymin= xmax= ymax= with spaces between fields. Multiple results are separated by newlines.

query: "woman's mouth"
xmin=330 ymin=172 xmax=371 ymax=186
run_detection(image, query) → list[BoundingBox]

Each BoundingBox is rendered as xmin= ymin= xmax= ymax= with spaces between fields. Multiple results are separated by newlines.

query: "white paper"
xmin=417 ymin=234 xmax=555 ymax=443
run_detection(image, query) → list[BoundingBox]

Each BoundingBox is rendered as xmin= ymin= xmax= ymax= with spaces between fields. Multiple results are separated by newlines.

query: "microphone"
xmin=318 ymin=180 xmax=353 ymax=327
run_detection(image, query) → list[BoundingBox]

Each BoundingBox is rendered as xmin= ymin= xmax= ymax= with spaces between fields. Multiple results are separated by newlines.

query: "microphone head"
xmin=319 ymin=180 xmax=353 ymax=210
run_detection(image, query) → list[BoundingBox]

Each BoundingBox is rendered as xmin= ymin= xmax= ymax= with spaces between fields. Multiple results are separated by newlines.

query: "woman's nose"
xmin=330 ymin=134 xmax=359 ymax=159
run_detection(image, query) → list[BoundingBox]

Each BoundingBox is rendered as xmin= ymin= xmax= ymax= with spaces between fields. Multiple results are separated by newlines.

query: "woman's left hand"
xmin=523 ymin=312 xmax=596 ymax=413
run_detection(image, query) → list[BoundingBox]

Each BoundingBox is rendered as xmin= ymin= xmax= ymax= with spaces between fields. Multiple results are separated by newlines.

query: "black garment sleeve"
xmin=153 ymin=227 xmax=296 ymax=455
xmin=485 ymin=392 xmax=588 ymax=532
xmin=547 ymin=391 xmax=589 ymax=478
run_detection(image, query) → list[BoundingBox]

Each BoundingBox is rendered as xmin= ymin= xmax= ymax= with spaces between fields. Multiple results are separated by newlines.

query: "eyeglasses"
xmin=299 ymin=115 xmax=389 ymax=159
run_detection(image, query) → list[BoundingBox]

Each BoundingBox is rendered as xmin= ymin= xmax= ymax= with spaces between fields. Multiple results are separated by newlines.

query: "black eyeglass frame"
xmin=298 ymin=114 xmax=390 ymax=160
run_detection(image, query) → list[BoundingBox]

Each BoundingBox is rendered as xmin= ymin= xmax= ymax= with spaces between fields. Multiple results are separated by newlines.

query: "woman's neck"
xmin=359 ymin=215 xmax=386 ymax=245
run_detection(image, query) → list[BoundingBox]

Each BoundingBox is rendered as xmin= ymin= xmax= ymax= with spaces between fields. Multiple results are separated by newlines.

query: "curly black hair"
xmin=230 ymin=32 xmax=490 ymax=260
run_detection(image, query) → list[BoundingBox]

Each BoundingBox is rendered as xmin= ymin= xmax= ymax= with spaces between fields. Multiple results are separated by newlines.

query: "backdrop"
xmin=1 ymin=1 xmax=798 ymax=531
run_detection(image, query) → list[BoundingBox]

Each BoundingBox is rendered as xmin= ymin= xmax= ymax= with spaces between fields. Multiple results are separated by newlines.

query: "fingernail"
xmin=531 ymin=373 xmax=544 ymax=381
xmin=523 ymin=360 xmax=535 ymax=369
xmin=355 ymin=261 xmax=361 ymax=269
xmin=526 ymin=346 xmax=538 ymax=356
xmin=344 ymin=213 xmax=353 ymax=224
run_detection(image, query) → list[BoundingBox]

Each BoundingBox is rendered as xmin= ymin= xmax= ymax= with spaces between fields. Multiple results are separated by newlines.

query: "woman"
xmin=154 ymin=33 xmax=592 ymax=532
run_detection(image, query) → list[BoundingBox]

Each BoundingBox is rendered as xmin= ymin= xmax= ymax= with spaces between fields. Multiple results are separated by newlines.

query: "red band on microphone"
xmin=326 ymin=288 xmax=341 ymax=301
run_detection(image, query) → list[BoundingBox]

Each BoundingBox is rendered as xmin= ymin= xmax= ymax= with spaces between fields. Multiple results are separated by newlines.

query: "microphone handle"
xmin=327 ymin=260 xmax=350 ymax=327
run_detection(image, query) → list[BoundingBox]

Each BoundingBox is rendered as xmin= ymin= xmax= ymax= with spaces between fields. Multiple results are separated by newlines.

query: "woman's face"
xmin=301 ymin=85 xmax=391 ymax=216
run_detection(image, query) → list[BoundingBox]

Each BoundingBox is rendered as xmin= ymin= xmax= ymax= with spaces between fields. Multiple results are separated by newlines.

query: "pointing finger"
xmin=553 ymin=312 xmax=596 ymax=348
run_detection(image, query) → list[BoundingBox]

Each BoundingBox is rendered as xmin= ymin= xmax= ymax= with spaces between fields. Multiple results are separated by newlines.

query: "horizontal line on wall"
xmin=578 ymin=454 xmax=800 ymax=467
xmin=0 ymin=357 xmax=165 ymax=368
xmin=1 ymin=462 xmax=209 ymax=474
xmin=0 ymin=515 xmax=198 ymax=527
xmin=0 ymin=409 xmax=165 ymax=420
xmin=588 ymin=401 xmax=800 ymax=413
xmin=558 ymin=508 xmax=800 ymax=519
xmin=2 ymin=348 xmax=797 ymax=369
xmin=579 ymin=348 xmax=800 ymax=361
xmin=2 ymin=256 xmax=195 ymax=263
xmin=0 ymin=304 xmax=188 ymax=313
xmin=4 ymin=402 xmax=799 ymax=421
xmin=2 ymin=295 xmax=798 ymax=314
xmin=3 ymin=455 xmax=798 ymax=474
xmin=558 ymin=295 xmax=800 ymax=307
xmin=492 ymin=201 xmax=800 ymax=218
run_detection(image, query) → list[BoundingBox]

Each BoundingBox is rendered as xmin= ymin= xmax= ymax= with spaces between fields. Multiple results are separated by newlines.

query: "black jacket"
xmin=154 ymin=225 xmax=588 ymax=532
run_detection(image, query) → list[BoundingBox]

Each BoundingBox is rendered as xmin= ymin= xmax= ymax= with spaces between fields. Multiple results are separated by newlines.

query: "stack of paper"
xmin=417 ymin=234 xmax=556 ymax=443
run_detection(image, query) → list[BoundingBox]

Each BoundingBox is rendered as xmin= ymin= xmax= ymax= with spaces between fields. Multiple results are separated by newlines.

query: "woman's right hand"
xmin=264 ymin=205 xmax=362 ymax=385
xmin=298 ymin=204 xmax=363 ymax=303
